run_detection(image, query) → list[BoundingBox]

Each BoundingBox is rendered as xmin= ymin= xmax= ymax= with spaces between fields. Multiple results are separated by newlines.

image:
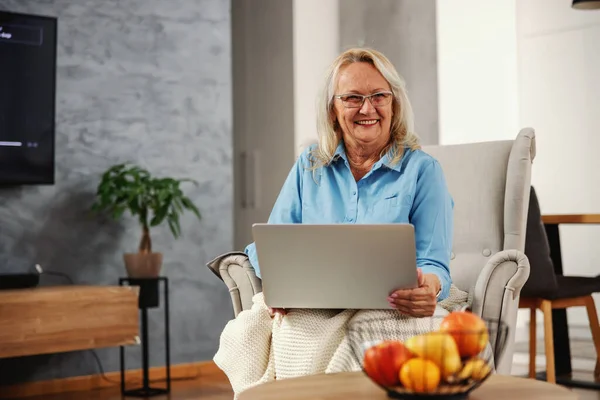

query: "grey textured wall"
xmin=339 ymin=0 xmax=439 ymax=145
xmin=0 ymin=0 xmax=233 ymax=385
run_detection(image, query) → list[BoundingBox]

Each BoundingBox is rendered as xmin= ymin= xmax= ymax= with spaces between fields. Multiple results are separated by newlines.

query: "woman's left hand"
xmin=387 ymin=268 xmax=441 ymax=317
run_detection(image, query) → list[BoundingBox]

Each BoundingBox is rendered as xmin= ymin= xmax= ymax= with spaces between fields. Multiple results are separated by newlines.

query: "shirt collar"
xmin=333 ymin=141 xmax=405 ymax=172
xmin=333 ymin=142 xmax=346 ymax=161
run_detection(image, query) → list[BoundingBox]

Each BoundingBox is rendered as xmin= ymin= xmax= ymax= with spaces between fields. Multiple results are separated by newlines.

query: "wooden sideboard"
xmin=0 ymin=285 xmax=140 ymax=358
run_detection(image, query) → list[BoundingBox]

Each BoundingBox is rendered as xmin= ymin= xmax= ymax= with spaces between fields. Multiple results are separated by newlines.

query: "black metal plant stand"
xmin=119 ymin=277 xmax=171 ymax=397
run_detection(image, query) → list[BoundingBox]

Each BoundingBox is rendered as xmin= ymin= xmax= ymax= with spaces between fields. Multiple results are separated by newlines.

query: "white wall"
xmin=435 ymin=0 xmax=533 ymax=362
xmin=438 ymin=0 xmax=600 ymax=344
xmin=436 ymin=0 xmax=519 ymax=145
xmin=517 ymin=0 xmax=600 ymax=329
xmin=293 ymin=0 xmax=339 ymax=156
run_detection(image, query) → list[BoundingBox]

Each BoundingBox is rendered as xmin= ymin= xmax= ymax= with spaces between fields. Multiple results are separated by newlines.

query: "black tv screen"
xmin=0 ymin=11 xmax=57 ymax=185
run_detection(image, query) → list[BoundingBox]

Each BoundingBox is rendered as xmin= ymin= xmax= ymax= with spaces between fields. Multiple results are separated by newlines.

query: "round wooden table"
xmin=239 ymin=372 xmax=578 ymax=400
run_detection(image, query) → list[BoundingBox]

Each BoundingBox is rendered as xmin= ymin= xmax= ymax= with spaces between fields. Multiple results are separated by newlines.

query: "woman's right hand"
xmin=268 ymin=307 xmax=287 ymax=317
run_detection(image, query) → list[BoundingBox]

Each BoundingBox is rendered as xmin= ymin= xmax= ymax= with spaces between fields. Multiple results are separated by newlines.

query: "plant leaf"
xmin=90 ymin=163 xmax=201 ymax=238
xmin=181 ymin=197 xmax=202 ymax=220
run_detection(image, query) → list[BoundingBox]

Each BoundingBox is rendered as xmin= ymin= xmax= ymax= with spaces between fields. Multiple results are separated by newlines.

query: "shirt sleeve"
xmin=410 ymin=159 xmax=454 ymax=301
xmin=244 ymin=154 xmax=305 ymax=278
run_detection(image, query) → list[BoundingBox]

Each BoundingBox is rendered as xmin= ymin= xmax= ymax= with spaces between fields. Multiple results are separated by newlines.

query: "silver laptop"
xmin=252 ymin=223 xmax=419 ymax=310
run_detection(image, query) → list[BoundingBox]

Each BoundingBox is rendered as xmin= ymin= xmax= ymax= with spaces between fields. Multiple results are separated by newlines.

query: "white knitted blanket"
xmin=213 ymin=285 xmax=471 ymax=398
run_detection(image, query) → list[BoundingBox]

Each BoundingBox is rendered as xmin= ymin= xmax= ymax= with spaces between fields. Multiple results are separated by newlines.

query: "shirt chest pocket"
xmin=367 ymin=193 xmax=412 ymax=223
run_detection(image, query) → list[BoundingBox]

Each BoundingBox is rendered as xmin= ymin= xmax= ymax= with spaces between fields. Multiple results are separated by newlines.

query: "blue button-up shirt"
xmin=245 ymin=143 xmax=454 ymax=301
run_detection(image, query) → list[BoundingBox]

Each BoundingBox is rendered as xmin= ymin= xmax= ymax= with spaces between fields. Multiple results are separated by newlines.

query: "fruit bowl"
xmin=346 ymin=311 xmax=509 ymax=400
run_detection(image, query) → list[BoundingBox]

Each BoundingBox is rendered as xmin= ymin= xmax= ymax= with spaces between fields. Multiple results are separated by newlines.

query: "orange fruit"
xmin=399 ymin=358 xmax=441 ymax=393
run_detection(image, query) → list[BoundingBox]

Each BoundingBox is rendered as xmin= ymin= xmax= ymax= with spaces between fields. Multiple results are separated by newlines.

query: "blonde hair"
xmin=311 ymin=47 xmax=420 ymax=168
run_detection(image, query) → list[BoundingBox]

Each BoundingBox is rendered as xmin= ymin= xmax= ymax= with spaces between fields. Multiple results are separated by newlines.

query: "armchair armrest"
xmin=470 ymin=249 xmax=530 ymax=374
xmin=207 ymin=252 xmax=262 ymax=318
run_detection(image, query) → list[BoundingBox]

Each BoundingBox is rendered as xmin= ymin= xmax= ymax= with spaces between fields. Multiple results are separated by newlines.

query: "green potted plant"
xmin=91 ymin=162 xmax=202 ymax=277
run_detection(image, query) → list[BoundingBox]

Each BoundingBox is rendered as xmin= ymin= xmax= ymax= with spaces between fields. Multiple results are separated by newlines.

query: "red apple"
xmin=363 ymin=340 xmax=414 ymax=387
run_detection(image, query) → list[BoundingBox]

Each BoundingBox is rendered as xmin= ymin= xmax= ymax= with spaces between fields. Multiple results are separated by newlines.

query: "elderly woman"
xmin=244 ymin=47 xmax=453 ymax=318
xmin=214 ymin=49 xmax=464 ymax=398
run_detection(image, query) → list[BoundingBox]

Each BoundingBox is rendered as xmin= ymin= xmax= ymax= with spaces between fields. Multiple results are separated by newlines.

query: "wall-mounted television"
xmin=0 ymin=10 xmax=57 ymax=185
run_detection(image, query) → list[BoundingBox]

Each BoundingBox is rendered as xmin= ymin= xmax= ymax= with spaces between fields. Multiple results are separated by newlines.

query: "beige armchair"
xmin=208 ymin=128 xmax=536 ymax=374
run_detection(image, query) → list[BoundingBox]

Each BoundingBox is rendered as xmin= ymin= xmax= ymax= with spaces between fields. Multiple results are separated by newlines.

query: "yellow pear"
xmin=404 ymin=332 xmax=462 ymax=379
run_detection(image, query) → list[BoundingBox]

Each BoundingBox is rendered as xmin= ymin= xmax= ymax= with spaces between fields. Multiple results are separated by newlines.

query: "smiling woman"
xmin=312 ymin=48 xmax=421 ymax=177
xmin=333 ymin=62 xmax=395 ymax=181
xmin=213 ymin=48 xmax=467 ymax=398
xmin=243 ymin=47 xmax=455 ymax=317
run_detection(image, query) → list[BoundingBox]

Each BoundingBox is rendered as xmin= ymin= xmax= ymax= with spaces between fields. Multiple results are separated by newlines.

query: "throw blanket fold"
xmin=214 ymin=286 xmax=470 ymax=398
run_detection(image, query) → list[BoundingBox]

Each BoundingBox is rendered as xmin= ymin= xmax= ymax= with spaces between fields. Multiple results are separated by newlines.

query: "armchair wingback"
xmin=422 ymin=128 xmax=534 ymax=373
xmin=208 ymin=128 xmax=536 ymax=374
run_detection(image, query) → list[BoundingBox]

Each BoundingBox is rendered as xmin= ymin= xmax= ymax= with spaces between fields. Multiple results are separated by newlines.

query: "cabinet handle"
xmin=240 ymin=151 xmax=247 ymax=209
xmin=248 ymin=150 xmax=259 ymax=209
xmin=240 ymin=151 xmax=259 ymax=209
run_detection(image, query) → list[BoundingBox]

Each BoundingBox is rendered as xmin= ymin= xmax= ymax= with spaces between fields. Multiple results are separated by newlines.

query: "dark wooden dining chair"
xmin=519 ymin=186 xmax=600 ymax=384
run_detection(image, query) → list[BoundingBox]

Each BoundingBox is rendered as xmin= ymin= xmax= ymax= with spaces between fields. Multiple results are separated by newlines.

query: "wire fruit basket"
xmin=347 ymin=311 xmax=509 ymax=400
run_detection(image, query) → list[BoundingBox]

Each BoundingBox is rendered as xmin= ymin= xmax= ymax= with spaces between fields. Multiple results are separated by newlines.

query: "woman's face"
xmin=332 ymin=62 xmax=393 ymax=149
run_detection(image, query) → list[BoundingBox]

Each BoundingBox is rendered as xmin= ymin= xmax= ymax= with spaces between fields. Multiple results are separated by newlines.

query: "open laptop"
xmin=251 ymin=223 xmax=419 ymax=310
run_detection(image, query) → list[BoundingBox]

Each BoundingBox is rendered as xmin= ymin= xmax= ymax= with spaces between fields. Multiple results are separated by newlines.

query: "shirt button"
xmin=349 ymin=218 xmax=354 ymax=222
xmin=352 ymin=191 xmax=356 ymax=195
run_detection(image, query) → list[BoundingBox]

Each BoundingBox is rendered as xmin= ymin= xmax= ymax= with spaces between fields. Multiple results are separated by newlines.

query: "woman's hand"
xmin=268 ymin=307 xmax=287 ymax=318
xmin=387 ymin=268 xmax=441 ymax=317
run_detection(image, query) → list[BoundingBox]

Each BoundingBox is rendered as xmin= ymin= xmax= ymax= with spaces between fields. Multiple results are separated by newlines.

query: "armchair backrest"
xmin=422 ymin=128 xmax=536 ymax=293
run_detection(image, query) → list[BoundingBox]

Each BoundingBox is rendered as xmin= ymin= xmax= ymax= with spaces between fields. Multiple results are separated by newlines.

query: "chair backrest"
xmin=521 ymin=186 xmax=559 ymax=298
xmin=422 ymin=128 xmax=536 ymax=293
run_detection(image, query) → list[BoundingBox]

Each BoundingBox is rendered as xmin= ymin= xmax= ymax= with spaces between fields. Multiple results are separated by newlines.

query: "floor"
xmin=514 ymin=338 xmax=596 ymax=360
xmin=511 ymin=364 xmax=600 ymax=400
xmin=17 ymin=372 xmax=234 ymax=400
xmin=511 ymin=337 xmax=600 ymax=400
xmin=13 ymin=342 xmax=600 ymax=400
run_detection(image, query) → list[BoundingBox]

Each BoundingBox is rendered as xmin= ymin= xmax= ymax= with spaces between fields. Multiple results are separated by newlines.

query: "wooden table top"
xmin=239 ymin=372 xmax=578 ymax=400
xmin=542 ymin=214 xmax=600 ymax=224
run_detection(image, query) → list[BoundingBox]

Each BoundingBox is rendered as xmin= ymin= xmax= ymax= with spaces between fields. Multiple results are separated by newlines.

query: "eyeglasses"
xmin=334 ymin=91 xmax=393 ymax=108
